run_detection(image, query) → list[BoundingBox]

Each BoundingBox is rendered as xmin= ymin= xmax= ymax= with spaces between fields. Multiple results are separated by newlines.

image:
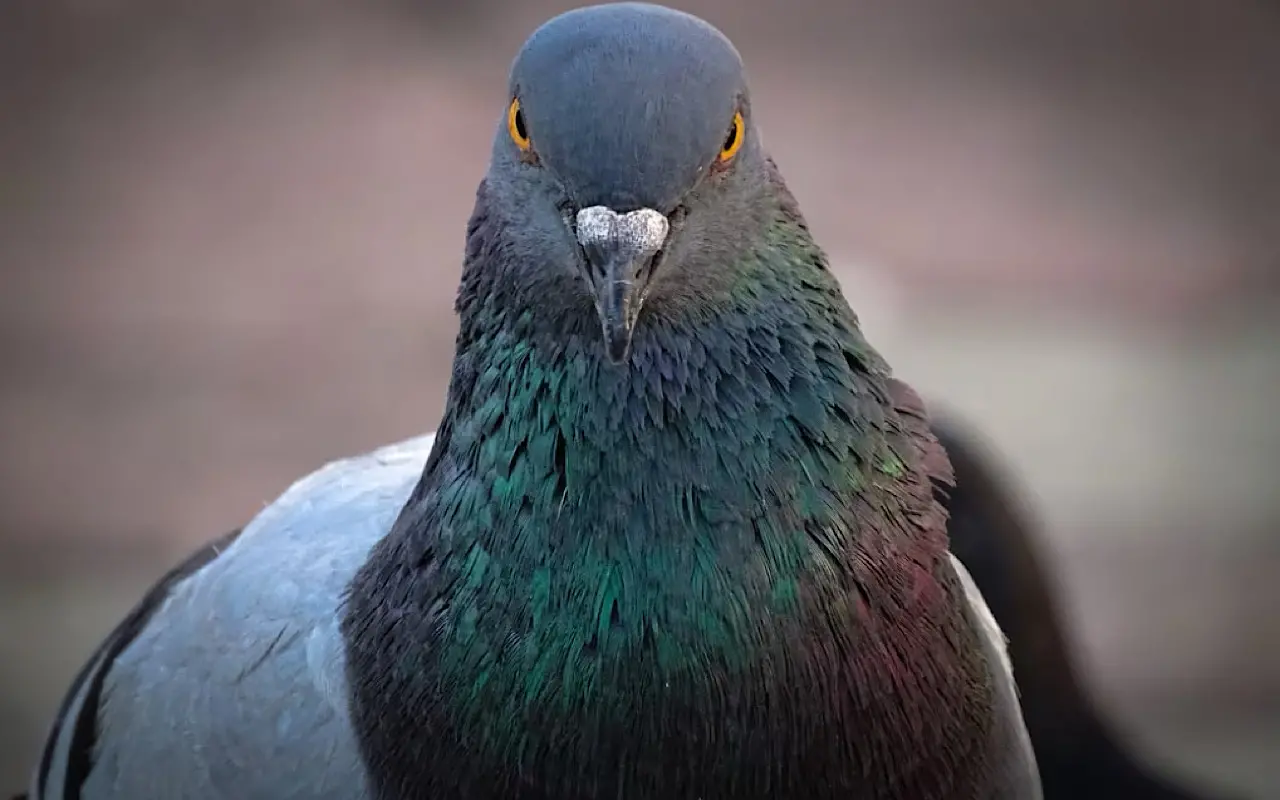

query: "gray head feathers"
xmin=476 ymin=3 xmax=767 ymax=364
xmin=503 ymin=2 xmax=749 ymax=212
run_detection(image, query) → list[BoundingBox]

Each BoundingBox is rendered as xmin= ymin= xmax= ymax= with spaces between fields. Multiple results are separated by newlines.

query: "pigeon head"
xmin=483 ymin=2 xmax=770 ymax=364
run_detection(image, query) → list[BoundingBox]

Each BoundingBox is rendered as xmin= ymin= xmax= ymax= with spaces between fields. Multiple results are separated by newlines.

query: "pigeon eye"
xmin=508 ymin=97 xmax=531 ymax=151
xmin=718 ymin=111 xmax=745 ymax=162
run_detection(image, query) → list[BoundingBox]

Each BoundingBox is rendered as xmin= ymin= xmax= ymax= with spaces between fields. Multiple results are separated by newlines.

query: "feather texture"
xmin=30 ymin=436 xmax=434 ymax=800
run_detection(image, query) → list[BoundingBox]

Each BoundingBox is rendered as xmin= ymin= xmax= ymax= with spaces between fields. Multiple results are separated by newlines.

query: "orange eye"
xmin=508 ymin=97 xmax=531 ymax=151
xmin=718 ymin=111 xmax=745 ymax=162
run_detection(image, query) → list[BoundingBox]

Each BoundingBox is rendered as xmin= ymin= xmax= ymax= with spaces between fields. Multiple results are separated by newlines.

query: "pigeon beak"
xmin=575 ymin=206 xmax=670 ymax=364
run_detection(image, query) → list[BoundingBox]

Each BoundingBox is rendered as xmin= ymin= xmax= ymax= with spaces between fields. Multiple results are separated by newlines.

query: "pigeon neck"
xmin=384 ymin=200 xmax=933 ymax=641
xmin=341 ymin=190 xmax=988 ymax=798
xmin=401 ymin=185 xmax=918 ymax=597
xmin=424 ymin=208 xmax=894 ymax=556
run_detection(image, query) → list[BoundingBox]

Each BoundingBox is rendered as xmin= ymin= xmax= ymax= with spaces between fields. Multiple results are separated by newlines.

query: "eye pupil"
xmin=514 ymin=108 xmax=528 ymax=140
xmin=722 ymin=122 xmax=737 ymax=152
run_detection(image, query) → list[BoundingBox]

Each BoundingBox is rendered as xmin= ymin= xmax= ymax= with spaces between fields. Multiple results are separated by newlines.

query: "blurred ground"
xmin=1 ymin=0 xmax=1278 ymax=795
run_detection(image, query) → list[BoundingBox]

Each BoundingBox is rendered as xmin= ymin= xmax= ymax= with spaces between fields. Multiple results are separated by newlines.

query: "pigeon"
xmin=23 ymin=4 xmax=1042 ymax=799
xmin=933 ymin=418 xmax=1242 ymax=800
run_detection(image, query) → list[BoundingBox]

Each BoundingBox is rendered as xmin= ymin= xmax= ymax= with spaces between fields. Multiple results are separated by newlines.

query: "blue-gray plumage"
xmin=30 ymin=435 xmax=435 ymax=799
xmin=510 ymin=3 xmax=745 ymax=211
xmin=25 ymin=4 xmax=1041 ymax=799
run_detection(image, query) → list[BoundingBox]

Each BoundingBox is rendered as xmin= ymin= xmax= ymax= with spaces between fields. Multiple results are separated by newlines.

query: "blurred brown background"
xmin=1 ymin=0 xmax=1277 ymax=794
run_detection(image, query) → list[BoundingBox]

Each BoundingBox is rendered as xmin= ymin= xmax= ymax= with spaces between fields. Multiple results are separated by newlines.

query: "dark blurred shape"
xmin=933 ymin=416 xmax=1238 ymax=800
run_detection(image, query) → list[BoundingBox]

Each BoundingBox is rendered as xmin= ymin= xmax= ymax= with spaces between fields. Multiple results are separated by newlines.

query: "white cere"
xmin=576 ymin=206 xmax=669 ymax=254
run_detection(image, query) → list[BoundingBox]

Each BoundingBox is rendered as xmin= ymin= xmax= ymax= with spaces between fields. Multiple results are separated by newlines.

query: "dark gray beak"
xmin=575 ymin=206 xmax=669 ymax=364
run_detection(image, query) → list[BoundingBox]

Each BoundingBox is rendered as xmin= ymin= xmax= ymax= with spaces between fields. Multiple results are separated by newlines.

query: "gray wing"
xmin=30 ymin=433 xmax=437 ymax=800
xmin=949 ymin=552 xmax=1044 ymax=800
